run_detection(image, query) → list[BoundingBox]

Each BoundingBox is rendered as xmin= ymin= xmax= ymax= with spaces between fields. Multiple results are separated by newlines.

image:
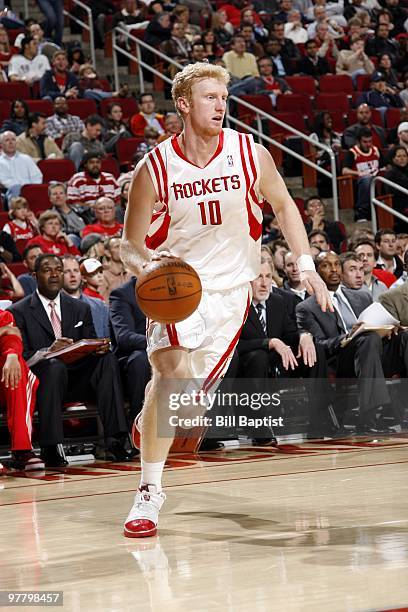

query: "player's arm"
xmin=120 ymin=159 xmax=157 ymax=276
xmin=256 ymin=144 xmax=333 ymax=312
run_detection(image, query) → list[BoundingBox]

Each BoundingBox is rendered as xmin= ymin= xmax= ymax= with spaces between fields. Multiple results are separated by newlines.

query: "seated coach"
xmin=9 ymin=254 xmax=131 ymax=466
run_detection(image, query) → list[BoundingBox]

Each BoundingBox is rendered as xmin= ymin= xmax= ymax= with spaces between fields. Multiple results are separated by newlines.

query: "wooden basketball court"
xmin=1 ymin=436 xmax=408 ymax=612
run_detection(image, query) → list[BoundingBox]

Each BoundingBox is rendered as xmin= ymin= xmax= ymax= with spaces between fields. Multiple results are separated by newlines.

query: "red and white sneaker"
xmin=124 ymin=485 xmax=166 ymax=538
xmin=131 ymin=412 xmax=142 ymax=450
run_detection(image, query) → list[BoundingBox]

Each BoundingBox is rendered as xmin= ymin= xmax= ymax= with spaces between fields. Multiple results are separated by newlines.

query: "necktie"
xmin=256 ymin=303 xmax=267 ymax=335
xmin=333 ymin=292 xmax=357 ymax=333
xmin=49 ymin=301 xmax=62 ymax=338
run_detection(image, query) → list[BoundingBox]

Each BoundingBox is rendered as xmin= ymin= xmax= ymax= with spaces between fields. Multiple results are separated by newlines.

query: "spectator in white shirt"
xmin=307 ymin=6 xmax=345 ymax=39
xmin=0 ymin=131 xmax=42 ymax=205
xmin=8 ymin=36 xmax=50 ymax=85
xmin=284 ymin=11 xmax=308 ymax=44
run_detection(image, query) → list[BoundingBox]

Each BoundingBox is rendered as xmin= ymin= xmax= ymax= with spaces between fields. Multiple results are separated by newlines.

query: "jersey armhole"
xmin=144 ymin=148 xmax=168 ymax=207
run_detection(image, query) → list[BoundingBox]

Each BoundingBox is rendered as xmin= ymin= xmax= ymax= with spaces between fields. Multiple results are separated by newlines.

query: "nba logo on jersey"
xmin=227 ymin=155 xmax=233 ymax=166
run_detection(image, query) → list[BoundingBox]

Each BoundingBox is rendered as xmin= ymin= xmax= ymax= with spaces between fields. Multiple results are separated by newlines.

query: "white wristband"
xmin=297 ymin=254 xmax=315 ymax=272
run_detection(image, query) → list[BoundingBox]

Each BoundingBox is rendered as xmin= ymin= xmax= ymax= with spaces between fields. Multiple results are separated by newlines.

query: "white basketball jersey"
xmin=144 ymin=128 xmax=263 ymax=291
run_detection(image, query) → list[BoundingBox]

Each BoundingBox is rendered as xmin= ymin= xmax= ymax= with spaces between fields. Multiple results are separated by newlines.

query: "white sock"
xmin=140 ymin=460 xmax=166 ymax=492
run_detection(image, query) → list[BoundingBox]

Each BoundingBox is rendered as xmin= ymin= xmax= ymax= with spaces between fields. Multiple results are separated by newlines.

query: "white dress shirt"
xmin=0 ymin=152 xmax=42 ymax=189
xmin=37 ymin=290 xmax=62 ymax=326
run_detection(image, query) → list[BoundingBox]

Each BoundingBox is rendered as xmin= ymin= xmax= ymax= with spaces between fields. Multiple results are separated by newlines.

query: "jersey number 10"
xmin=197 ymin=200 xmax=222 ymax=226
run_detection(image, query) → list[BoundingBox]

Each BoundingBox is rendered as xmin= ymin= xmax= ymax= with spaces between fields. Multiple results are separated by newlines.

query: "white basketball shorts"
xmin=147 ymin=283 xmax=251 ymax=393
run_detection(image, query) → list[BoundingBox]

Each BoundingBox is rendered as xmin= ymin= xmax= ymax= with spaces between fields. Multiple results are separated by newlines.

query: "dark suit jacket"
xmin=298 ymin=56 xmax=329 ymax=78
xmin=238 ymin=292 xmax=299 ymax=356
xmin=109 ymin=278 xmax=147 ymax=360
xmin=296 ymin=288 xmax=372 ymax=359
xmin=9 ymin=290 xmax=95 ymax=360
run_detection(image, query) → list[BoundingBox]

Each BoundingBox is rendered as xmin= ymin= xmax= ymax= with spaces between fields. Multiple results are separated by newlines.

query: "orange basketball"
xmin=135 ymin=257 xmax=202 ymax=324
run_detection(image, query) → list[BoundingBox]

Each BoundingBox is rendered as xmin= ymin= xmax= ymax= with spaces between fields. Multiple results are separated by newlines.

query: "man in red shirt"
xmin=0 ymin=309 xmax=42 ymax=471
xmin=82 ymin=197 xmax=123 ymax=238
xmin=67 ymin=154 xmax=120 ymax=224
xmin=130 ymin=94 xmax=165 ymax=138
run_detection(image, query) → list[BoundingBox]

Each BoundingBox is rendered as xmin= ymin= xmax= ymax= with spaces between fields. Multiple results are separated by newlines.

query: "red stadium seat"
xmin=20 ymin=184 xmax=51 ymax=214
xmin=0 ymin=101 xmax=11 ymax=124
xmin=355 ymin=74 xmax=371 ymax=92
xmin=0 ymin=211 xmax=9 ymax=229
xmin=276 ymin=94 xmax=313 ymax=117
xmin=8 ymin=263 xmax=27 ymax=277
xmin=99 ymin=97 xmax=139 ymax=120
xmin=25 ymin=99 xmax=54 ymax=116
xmin=0 ymin=82 xmax=31 ymax=101
xmin=66 ymin=99 xmax=98 ymax=119
xmin=285 ymin=76 xmax=316 ymax=97
xmin=269 ymin=112 xmax=308 ymax=137
xmin=101 ymin=157 xmax=120 ymax=178
xmin=236 ymin=95 xmax=274 ymax=125
xmin=385 ymin=108 xmax=403 ymax=129
xmin=117 ymin=138 xmax=143 ymax=167
xmin=319 ymin=74 xmax=353 ymax=94
xmin=38 ymin=159 xmax=76 ymax=182
xmin=316 ymin=93 xmax=349 ymax=113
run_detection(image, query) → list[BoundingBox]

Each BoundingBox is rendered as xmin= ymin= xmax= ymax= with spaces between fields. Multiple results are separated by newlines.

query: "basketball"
xmin=135 ymin=257 xmax=202 ymax=324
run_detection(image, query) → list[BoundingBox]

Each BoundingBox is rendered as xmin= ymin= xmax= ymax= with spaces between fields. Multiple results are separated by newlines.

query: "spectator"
xmin=159 ymin=21 xmax=192 ymax=68
xmin=130 ymin=94 xmax=165 ymax=138
xmin=111 ymin=0 xmax=148 ymax=30
xmin=305 ymin=0 xmax=347 ymax=25
xmin=103 ymin=103 xmax=132 ymax=154
xmin=304 ymin=196 xmax=346 ymax=253
xmin=80 ymin=257 xmax=107 ymax=301
xmin=0 ymin=24 xmax=12 ymax=68
xmin=48 ymin=181 xmax=85 ymax=239
xmin=307 ymin=6 xmax=345 ymax=39
xmin=239 ymin=24 xmax=265 ymax=58
xmin=45 ymin=96 xmax=84 ymax=140
xmin=340 ymin=251 xmax=366 ymax=290
xmin=116 ymin=177 xmax=130 ymax=223
xmin=396 ymin=122 xmax=408 ymax=152
xmin=0 ymin=131 xmax=42 ymax=203
xmin=298 ymin=39 xmax=330 ymax=81
xmin=375 ymin=228 xmax=404 ymax=278
xmin=379 ymin=252 xmax=408 ymax=325
xmin=269 ymin=20 xmax=301 ymax=61
xmin=36 ymin=0 xmax=64 ymax=46
xmin=342 ymin=103 xmax=387 ymax=149
xmin=9 ymin=253 xmax=130 ymax=465
xmin=336 ymin=35 xmax=375 ymax=82
xmin=78 ymin=63 xmax=123 ymax=101
xmin=0 ymin=230 xmax=22 ymax=263
xmin=313 ymin=22 xmax=340 ymax=61
xmin=309 ymin=112 xmax=341 ymax=198
xmin=62 ymin=114 xmax=106 ymax=170
xmin=17 ymin=244 xmax=43 ymax=296
xmin=211 ymin=10 xmax=234 ymax=48
xmin=157 ymin=113 xmax=183 ymax=143
xmin=40 ymin=50 xmax=80 ymax=101
xmin=0 ymin=263 xmax=24 ymax=301
xmin=340 ymin=16 xmax=363 ymax=49
xmin=222 ymin=35 xmax=259 ymax=80
xmin=67 ymin=154 xmax=120 ymax=222
xmin=82 ymin=197 xmax=123 ymax=239
xmin=274 ymin=0 xmax=293 ymax=23
xmin=28 ymin=21 xmax=60 ymax=62
xmin=396 ymin=233 xmax=408 ymax=260
xmin=0 ymin=308 xmax=42 ymax=471
xmin=400 ymin=73 xmax=408 ymax=107
xmin=229 ymin=55 xmax=291 ymax=97
xmin=16 ymin=112 xmax=63 ymax=162
xmin=200 ymin=30 xmax=224 ymax=62
xmin=8 ymin=35 xmax=50 ymax=84
xmin=284 ymin=10 xmax=308 ymax=44
xmin=357 ymin=70 xmax=404 ymax=109
xmin=282 ymin=251 xmax=308 ymax=301
xmin=2 ymin=196 xmax=38 ymax=242
xmin=101 ymin=236 xmax=131 ymax=300
xmin=133 ymin=127 xmax=160 ymax=165
xmin=143 ymin=11 xmax=172 ymax=48
xmin=109 ymin=277 xmax=150 ymax=423
xmin=80 ymin=233 xmax=105 ymax=260
xmin=269 ymin=239 xmax=289 ymax=280
xmin=308 ymin=229 xmax=331 ymax=252
xmin=264 ymin=38 xmax=293 ymax=77
xmin=384 ymin=146 xmax=408 ymax=232
xmin=365 ymin=23 xmax=398 ymax=59
xmin=377 ymin=52 xmax=400 ymax=93
xmin=0 ymin=99 xmax=30 ymax=136
xmin=354 ymin=239 xmax=388 ymax=300
xmin=342 ymin=127 xmax=383 ymax=221
xmin=62 ymin=255 xmax=109 ymax=338
xmin=26 ymin=210 xmax=80 ymax=256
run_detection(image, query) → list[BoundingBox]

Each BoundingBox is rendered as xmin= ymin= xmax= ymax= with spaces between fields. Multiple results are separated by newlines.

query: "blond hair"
xmin=9 ymin=197 xmax=29 ymax=218
xmin=171 ymin=62 xmax=230 ymax=116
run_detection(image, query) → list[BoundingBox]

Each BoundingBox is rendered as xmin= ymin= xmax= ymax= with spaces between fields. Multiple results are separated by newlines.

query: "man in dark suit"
xmin=298 ymin=39 xmax=329 ymax=81
xmin=296 ymin=251 xmax=408 ymax=431
xmin=238 ymin=260 xmax=330 ymax=441
xmin=109 ymin=277 xmax=151 ymax=424
xmin=9 ymin=254 xmax=130 ymax=466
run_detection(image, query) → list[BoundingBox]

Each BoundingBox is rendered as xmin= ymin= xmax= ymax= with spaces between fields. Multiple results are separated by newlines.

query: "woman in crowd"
xmin=211 ymin=10 xmax=234 ymax=48
xmin=384 ymin=146 xmax=408 ymax=233
xmin=0 ymin=25 xmax=12 ymax=68
xmin=377 ymin=53 xmax=401 ymax=93
xmin=310 ymin=112 xmax=341 ymax=198
xmin=200 ymin=29 xmax=224 ymax=62
xmin=26 ymin=210 xmax=80 ymax=256
xmin=0 ymin=100 xmax=29 ymax=136
xmin=103 ymin=103 xmax=132 ymax=154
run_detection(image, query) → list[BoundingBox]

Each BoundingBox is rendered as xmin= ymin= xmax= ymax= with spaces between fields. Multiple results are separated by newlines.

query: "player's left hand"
xmin=1 ymin=354 xmax=21 ymax=390
xmin=300 ymin=270 xmax=334 ymax=313
xmin=297 ymin=333 xmax=316 ymax=367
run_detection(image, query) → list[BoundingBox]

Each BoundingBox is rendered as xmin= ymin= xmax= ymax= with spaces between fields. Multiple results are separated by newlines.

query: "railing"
xmin=370 ymin=176 xmax=408 ymax=233
xmin=63 ymin=0 xmax=96 ymax=68
xmin=112 ymin=26 xmax=340 ymax=218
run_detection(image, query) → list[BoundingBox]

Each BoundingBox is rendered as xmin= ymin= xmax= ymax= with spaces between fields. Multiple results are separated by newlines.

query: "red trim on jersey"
xmin=155 ymin=148 xmax=168 ymax=204
xmin=148 ymin=150 xmax=163 ymax=202
xmin=171 ymin=130 xmax=225 ymax=169
xmin=145 ymin=208 xmax=171 ymax=250
xmin=245 ymin=134 xmax=263 ymax=209
xmin=166 ymin=324 xmax=180 ymax=346
xmin=202 ymin=292 xmax=251 ymax=394
xmin=239 ymin=134 xmax=262 ymax=241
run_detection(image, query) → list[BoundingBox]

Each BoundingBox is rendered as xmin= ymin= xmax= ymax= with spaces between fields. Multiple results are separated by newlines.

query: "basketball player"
xmin=120 ymin=62 xmax=332 ymax=538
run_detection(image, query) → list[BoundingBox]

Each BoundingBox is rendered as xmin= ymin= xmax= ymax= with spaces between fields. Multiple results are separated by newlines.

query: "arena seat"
xmin=0 ymin=211 xmax=9 ymax=229
xmin=237 ymin=95 xmax=274 ymax=125
xmin=38 ymin=159 xmax=76 ymax=182
xmin=315 ymin=93 xmax=349 ymax=113
xmin=385 ymin=108 xmax=403 ymax=129
xmin=20 ymin=184 xmax=51 ymax=214
xmin=0 ymin=82 xmax=31 ymax=100
xmin=319 ymin=74 xmax=353 ymax=95
xmin=66 ymin=99 xmax=98 ymax=119
xmin=276 ymin=94 xmax=313 ymax=118
xmin=101 ymin=156 xmax=120 ymax=178
xmin=285 ymin=76 xmax=316 ymax=97
xmin=269 ymin=112 xmax=308 ymax=137
xmin=8 ymin=263 xmax=26 ymax=277
xmin=355 ymin=74 xmax=371 ymax=92
xmin=117 ymin=137 xmax=143 ymax=167
xmin=25 ymin=100 xmax=54 ymax=116
xmin=99 ymin=97 xmax=139 ymax=120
